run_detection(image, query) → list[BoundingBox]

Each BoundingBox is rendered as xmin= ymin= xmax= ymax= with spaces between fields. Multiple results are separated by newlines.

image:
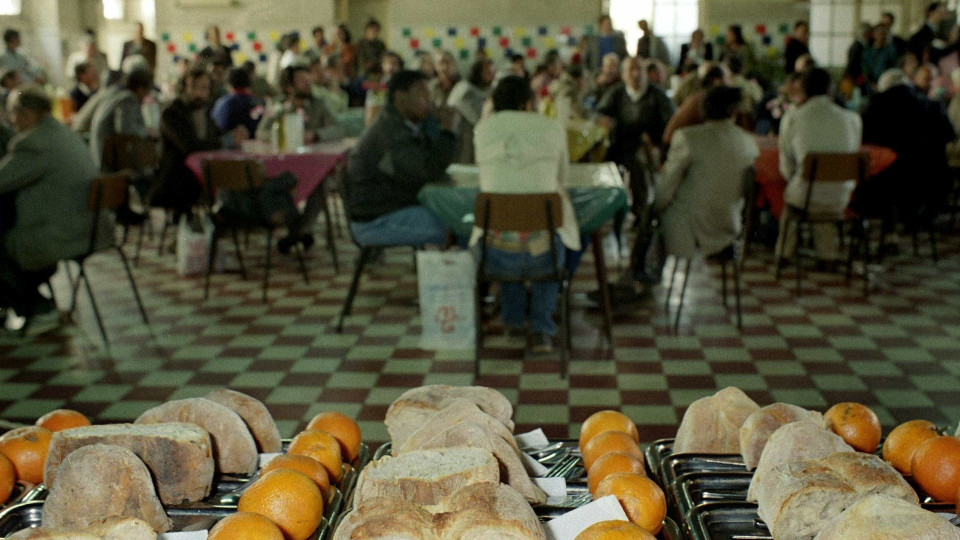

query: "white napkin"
xmin=157 ymin=532 xmax=207 ymax=540
xmin=543 ymin=495 xmax=628 ymax=540
xmin=533 ymin=477 xmax=568 ymax=501
xmin=258 ymin=453 xmax=282 ymax=468
xmin=521 ymin=452 xmax=550 ymax=477
xmin=515 ymin=428 xmax=551 ymax=449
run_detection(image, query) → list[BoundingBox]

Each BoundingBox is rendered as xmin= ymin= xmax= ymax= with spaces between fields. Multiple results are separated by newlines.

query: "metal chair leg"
xmin=82 ymin=273 xmax=109 ymax=346
xmin=795 ymin=220 xmax=804 ymax=296
xmin=294 ymin=243 xmax=310 ymax=285
xmin=134 ymin=222 xmax=145 ymax=266
xmin=116 ymin=247 xmax=149 ymax=325
xmin=474 ymin=278 xmax=483 ymax=379
xmin=720 ymin=260 xmax=728 ymax=307
xmin=262 ymin=229 xmax=273 ymax=302
xmin=674 ymin=258 xmax=692 ymax=330
xmin=321 ymin=188 xmax=340 ymax=274
xmin=733 ymin=256 xmax=743 ymax=329
xmin=230 ymin=228 xmax=247 ymax=280
xmin=559 ymin=280 xmax=569 ymax=379
xmin=862 ymin=220 xmax=871 ymax=297
xmin=336 ymin=247 xmax=373 ymax=333
xmin=158 ymin=216 xmax=170 ymax=256
xmin=665 ymin=256 xmax=677 ymax=310
xmin=203 ymin=230 xmax=219 ymax=300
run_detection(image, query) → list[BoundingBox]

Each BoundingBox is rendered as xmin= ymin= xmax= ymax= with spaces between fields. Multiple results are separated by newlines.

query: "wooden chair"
xmin=774 ymin=152 xmax=870 ymax=296
xmin=474 ymin=192 xmax=571 ymax=378
xmin=201 ymin=159 xmax=309 ymax=302
xmin=664 ymin=167 xmax=756 ymax=330
xmin=65 ymin=173 xmax=150 ymax=345
xmin=101 ymin=134 xmax=160 ymax=265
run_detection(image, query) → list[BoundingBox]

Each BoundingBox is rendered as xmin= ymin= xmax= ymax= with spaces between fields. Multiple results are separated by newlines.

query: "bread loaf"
xmin=386 ymin=386 xmax=514 ymax=448
xmin=41 ymin=444 xmax=172 ymax=533
xmin=353 ymin=447 xmax=499 ymax=507
xmin=203 ymin=389 xmax=282 ymax=453
xmin=818 ymin=452 xmax=918 ymax=505
xmin=396 ymin=400 xmax=522 ymax=456
xmin=333 ymin=499 xmax=439 ymax=540
xmin=739 ymin=403 xmax=825 ymax=470
xmin=413 ymin=422 xmax=547 ymax=504
xmin=43 ymin=423 xmax=214 ymax=505
xmin=754 ymin=461 xmax=856 ymax=540
xmin=747 ymin=421 xmax=853 ymax=501
xmin=813 ymin=494 xmax=960 ymax=540
xmin=6 ymin=531 xmax=100 ymax=540
xmin=6 ymin=517 xmax=157 ymax=540
xmin=134 ymin=398 xmax=258 ymax=475
xmin=674 ymin=386 xmax=760 ymax=454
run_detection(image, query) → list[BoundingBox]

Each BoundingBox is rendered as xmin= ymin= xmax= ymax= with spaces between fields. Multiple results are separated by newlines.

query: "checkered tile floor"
xmin=2 ymin=216 xmax=959 ymax=445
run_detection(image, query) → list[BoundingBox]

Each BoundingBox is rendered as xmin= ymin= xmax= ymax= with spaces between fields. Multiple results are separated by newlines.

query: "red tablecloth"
xmin=186 ymin=139 xmax=354 ymax=204
xmin=753 ymin=136 xmax=897 ymax=219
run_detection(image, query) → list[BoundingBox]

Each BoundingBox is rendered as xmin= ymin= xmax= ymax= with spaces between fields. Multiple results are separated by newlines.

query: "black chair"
xmin=201 ymin=159 xmax=309 ymax=302
xmin=474 ymin=192 xmax=571 ymax=378
xmin=101 ymin=134 xmax=160 ymax=265
xmin=663 ymin=167 xmax=756 ymax=330
xmin=774 ymin=152 xmax=870 ymax=296
xmin=66 ymin=173 xmax=150 ymax=345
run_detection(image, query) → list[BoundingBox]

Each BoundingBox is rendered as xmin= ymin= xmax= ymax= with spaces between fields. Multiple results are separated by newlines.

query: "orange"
xmin=579 ymin=411 xmax=640 ymax=452
xmin=574 ymin=520 xmax=657 ymax=540
xmin=581 ymin=430 xmax=644 ymax=471
xmin=207 ymin=511 xmax=285 ymax=540
xmin=35 ymin=409 xmax=91 ymax=432
xmin=0 ymin=453 xmax=14 ymax=503
xmin=261 ymin=454 xmax=331 ymax=498
xmin=824 ymin=402 xmax=882 ymax=453
xmin=305 ymin=412 xmax=362 ymax=462
xmin=288 ymin=429 xmax=343 ymax=483
xmin=0 ymin=426 xmax=52 ymax=485
xmin=882 ymin=419 xmax=940 ymax=475
xmin=588 ymin=451 xmax=646 ymax=495
xmin=911 ymin=435 xmax=960 ymax=503
xmin=238 ymin=468 xmax=324 ymax=540
xmin=594 ymin=472 xmax=666 ymax=535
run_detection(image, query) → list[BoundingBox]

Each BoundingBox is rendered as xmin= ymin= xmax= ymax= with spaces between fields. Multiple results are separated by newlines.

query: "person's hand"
xmin=231 ymin=125 xmax=250 ymax=143
xmin=436 ymin=106 xmax=459 ymax=132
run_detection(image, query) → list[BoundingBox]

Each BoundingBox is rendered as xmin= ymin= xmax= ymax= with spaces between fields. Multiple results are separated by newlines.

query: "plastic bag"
xmin=175 ymin=214 xmax=221 ymax=276
xmin=416 ymin=250 xmax=476 ymax=350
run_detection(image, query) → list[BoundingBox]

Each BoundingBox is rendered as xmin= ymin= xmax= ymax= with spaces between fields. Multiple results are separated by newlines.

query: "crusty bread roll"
xmin=413 ymin=422 xmax=546 ymax=504
xmin=739 ymin=403 xmax=825 ymax=470
xmin=7 ymin=517 xmax=157 ymax=540
xmin=41 ymin=444 xmax=172 ymax=533
xmin=396 ymin=400 xmax=521 ymax=456
xmin=747 ymin=421 xmax=853 ymax=502
xmin=333 ymin=500 xmax=438 ymax=539
xmin=135 ymin=398 xmax=258 ymax=475
xmin=674 ymin=386 xmax=760 ymax=454
xmin=353 ymin=447 xmax=499 ymax=507
xmin=814 ymin=494 xmax=960 ymax=540
xmin=386 ymin=386 xmax=514 ymax=448
xmin=44 ymin=423 xmax=214 ymax=505
xmin=818 ymin=452 xmax=918 ymax=505
xmin=755 ymin=461 xmax=856 ymax=540
xmin=6 ymin=531 xmax=100 ymax=540
xmin=203 ymin=389 xmax=282 ymax=453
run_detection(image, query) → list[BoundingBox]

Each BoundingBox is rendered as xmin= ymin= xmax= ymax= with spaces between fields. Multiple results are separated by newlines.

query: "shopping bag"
xmin=416 ymin=250 xmax=476 ymax=350
xmin=175 ymin=214 xmax=220 ymax=276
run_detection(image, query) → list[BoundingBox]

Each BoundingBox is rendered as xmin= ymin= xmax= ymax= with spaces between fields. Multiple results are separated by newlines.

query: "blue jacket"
xmin=211 ymin=91 xmax=263 ymax=137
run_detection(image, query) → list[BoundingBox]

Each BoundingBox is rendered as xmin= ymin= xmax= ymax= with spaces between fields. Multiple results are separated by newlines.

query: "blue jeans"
xmin=350 ymin=206 xmax=448 ymax=247
xmin=481 ymin=238 xmax=566 ymax=336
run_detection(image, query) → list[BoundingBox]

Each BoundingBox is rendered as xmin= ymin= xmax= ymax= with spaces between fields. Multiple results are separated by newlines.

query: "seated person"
xmin=211 ymin=66 xmax=265 ymax=140
xmin=311 ymin=55 xmax=349 ymax=114
xmin=345 ymin=70 xmax=457 ymax=247
xmin=662 ymin=64 xmax=726 ymax=147
xmin=472 ymin=76 xmax=580 ymax=353
xmin=89 ymin=67 xmax=152 ymax=168
xmin=655 ymin=86 xmax=759 ymax=260
xmin=258 ymin=65 xmax=342 ymax=145
xmin=364 ymin=51 xmax=403 ymax=125
xmin=447 ymin=58 xmax=495 ymax=163
xmin=69 ymin=61 xmax=100 ymax=113
xmin=0 ymin=88 xmax=109 ymax=333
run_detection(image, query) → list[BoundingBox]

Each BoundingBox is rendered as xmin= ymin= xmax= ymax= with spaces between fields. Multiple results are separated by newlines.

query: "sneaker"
xmin=277 ymin=235 xmax=297 ymax=255
xmin=5 ymin=308 xmax=61 ymax=336
xmin=300 ymin=233 xmax=315 ymax=251
xmin=529 ymin=333 xmax=553 ymax=354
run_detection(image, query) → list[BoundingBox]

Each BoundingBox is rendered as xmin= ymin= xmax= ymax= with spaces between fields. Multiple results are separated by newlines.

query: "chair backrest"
xmin=87 ymin=173 xmax=132 ymax=212
xmin=799 ymin=151 xmax=867 ymax=213
xmin=202 ymin=159 xmax=265 ymax=194
xmin=473 ymin=192 xmax=564 ymax=232
xmin=101 ymin=134 xmax=159 ymax=172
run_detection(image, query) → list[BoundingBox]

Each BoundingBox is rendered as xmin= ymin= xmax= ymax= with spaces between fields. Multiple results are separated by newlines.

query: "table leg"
xmin=322 ymin=181 xmax=340 ymax=274
xmin=590 ymin=230 xmax=615 ymax=347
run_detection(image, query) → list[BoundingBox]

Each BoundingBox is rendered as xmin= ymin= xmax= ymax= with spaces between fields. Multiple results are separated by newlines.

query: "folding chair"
xmin=474 ymin=192 xmax=571 ymax=378
xmin=101 ymin=134 xmax=159 ymax=265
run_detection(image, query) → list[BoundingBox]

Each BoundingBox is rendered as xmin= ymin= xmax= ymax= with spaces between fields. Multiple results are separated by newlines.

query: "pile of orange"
xmin=235 ymin=410 xmax=362 ymax=540
xmin=824 ymin=402 xmax=882 ymax=453
xmin=578 ymin=410 xmax=665 ymax=535
xmin=574 ymin=519 xmax=657 ymax=540
xmin=0 ymin=409 xmax=91 ymax=499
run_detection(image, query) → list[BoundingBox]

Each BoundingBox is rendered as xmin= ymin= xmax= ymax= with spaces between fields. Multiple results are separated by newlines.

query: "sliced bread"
xmin=203 ymin=389 xmax=282 ymax=453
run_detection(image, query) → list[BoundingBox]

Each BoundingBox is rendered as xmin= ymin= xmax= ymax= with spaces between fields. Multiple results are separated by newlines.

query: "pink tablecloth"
xmin=186 ymin=139 xmax=354 ymax=204
xmin=753 ymin=136 xmax=897 ymax=219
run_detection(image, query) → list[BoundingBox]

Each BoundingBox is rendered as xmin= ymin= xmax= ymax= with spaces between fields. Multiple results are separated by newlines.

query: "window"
xmin=809 ymin=0 xmax=856 ymax=67
xmin=103 ymin=0 xmax=125 ymax=20
xmin=860 ymin=0 xmax=903 ymax=35
xmin=610 ymin=0 xmax=698 ymax=65
xmin=0 ymin=0 xmax=21 ymax=16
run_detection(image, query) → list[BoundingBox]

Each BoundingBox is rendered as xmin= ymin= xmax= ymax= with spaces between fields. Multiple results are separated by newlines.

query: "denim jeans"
xmin=481 ymin=238 xmax=566 ymax=336
xmin=350 ymin=206 xmax=448 ymax=247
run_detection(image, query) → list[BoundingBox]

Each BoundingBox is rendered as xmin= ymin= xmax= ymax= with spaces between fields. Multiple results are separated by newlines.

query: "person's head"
xmin=207 ymin=60 xmax=228 ymax=86
xmin=725 ymin=56 xmax=744 ymax=76
xmin=324 ymin=54 xmax=343 ymax=81
xmin=180 ymin=66 xmax=211 ymax=108
xmin=382 ymin=51 xmax=404 ymax=79
xmin=336 ymin=24 xmax=351 ymax=45
xmin=227 ymin=66 xmax=251 ymax=91
xmin=279 ymin=65 xmax=312 ymax=99
xmin=388 ymin=70 xmax=431 ymax=122
xmin=79 ymin=31 xmax=97 ymax=55
xmin=543 ymin=49 xmax=563 ymax=77
xmin=700 ymin=64 xmax=727 ymax=89
xmin=860 ymin=22 xmax=875 ymax=44
xmin=3 ymin=29 xmax=20 ymax=50
xmin=872 ymin=23 xmax=889 ymax=45
xmin=881 ymin=11 xmax=896 ymax=28
xmin=434 ymin=50 xmax=457 ymax=80
xmin=74 ymin=62 xmax=99 ymax=89
xmin=878 ymin=68 xmax=911 ymax=91
xmin=784 ymin=71 xmax=804 ymax=103
xmin=287 ymin=32 xmax=301 ymax=53
xmin=567 ymin=63 xmax=586 ymax=89
xmin=645 ymin=60 xmax=665 ymax=86
xmin=794 ymin=53 xmax=815 ymax=72
xmin=701 ymin=85 xmax=742 ymax=120
xmin=801 ymin=67 xmax=832 ymax=99
xmin=364 ymin=19 xmax=381 ymax=40
xmin=205 ymin=25 xmax=221 ymax=46
xmin=133 ymin=22 xmax=145 ymax=41
xmin=468 ymin=58 xmax=495 ymax=88
xmin=312 ymin=26 xmax=325 ymax=46
xmin=509 ymin=54 xmax=527 ymax=77
xmin=0 ymin=69 xmax=21 ymax=90
xmin=598 ymin=15 xmax=613 ymax=35
xmin=691 ymin=29 xmax=705 ymax=44
xmin=927 ymin=2 xmax=948 ymax=23
xmin=638 ymin=19 xmax=650 ymax=33
xmin=900 ymin=52 xmax=920 ymax=77
xmin=914 ymin=63 xmax=935 ymax=91
xmin=491 ymin=75 xmax=534 ymax=112
xmin=621 ymin=56 xmax=643 ymax=89
xmin=413 ymin=51 xmax=435 ymax=78
xmin=125 ymin=67 xmax=153 ymax=100
xmin=726 ymin=25 xmax=745 ymax=45
xmin=242 ymin=60 xmax=256 ymax=75
xmin=793 ymin=21 xmax=809 ymax=42
xmin=7 ymin=86 xmax=51 ymax=132
xmin=601 ymin=52 xmax=620 ymax=76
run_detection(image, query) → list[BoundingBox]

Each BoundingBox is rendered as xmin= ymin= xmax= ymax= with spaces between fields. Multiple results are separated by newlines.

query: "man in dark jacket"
xmin=211 ymin=66 xmax=263 ymax=138
xmin=346 ymin=70 xmax=457 ymax=247
xmin=909 ymin=2 xmax=948 ymax=63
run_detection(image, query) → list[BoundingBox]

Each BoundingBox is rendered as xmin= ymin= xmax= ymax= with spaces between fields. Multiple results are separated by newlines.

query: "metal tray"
xmin=687 ymin=501 xmax=767 ymax=540
xmin=660 ymin=453 xmax=747 ymax=489
xmin=644 ymin=438 xmax=674 ymax=485
xmin=676 ymin=472 xmax=753 ymax=522
xmin=1 ymin=484 xmax=38 ymax=511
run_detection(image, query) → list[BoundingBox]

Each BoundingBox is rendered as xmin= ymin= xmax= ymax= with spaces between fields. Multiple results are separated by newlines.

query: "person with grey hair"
xmin=89 ymin=68 xmax=152 ymax=168
xmin=429 ymin=50 xmax=460 ymax=108
xmin=64 ymin=29 xmax=109 ymax=83
xmin=0 ymin=87 xmax=107 ymax=334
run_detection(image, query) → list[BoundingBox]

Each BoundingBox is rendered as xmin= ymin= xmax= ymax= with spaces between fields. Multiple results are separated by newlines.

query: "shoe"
xmin=116 ymin=205 xmax=147 ymax=226
xmin=587 ymin=282 xmax=652 ymax=305
xmin=300 ymin=233 xmax=315 ymax=251
xmin=529 ymin=333 xmax=553 ymax=354
xmin=5 ymin=308 xmax=61 ymax=336
xmin=277 ymin=235 xmax=297 ymax=255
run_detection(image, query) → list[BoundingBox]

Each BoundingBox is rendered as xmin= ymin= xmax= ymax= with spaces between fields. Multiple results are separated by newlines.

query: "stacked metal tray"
xmin=0 ymin=440 xmax=372 ymax=540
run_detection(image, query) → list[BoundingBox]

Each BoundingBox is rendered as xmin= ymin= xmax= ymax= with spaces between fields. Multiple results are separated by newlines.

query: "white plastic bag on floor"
xmin=417 ymin=250 xmax=476 ymax=350
xmin=176 ymin=214 xmax=217 ymax=276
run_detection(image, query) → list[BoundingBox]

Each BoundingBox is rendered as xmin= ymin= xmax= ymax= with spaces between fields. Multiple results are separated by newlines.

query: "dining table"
xmin=752 ymin=136 xmax=897 ymax=220
xmin=418 ymin=162 xmax=629 ymax=346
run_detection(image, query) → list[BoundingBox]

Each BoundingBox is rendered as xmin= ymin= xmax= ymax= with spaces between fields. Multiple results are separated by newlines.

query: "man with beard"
xmin=151 ymin=66 xmax=248 ymax=214
xmin=257 ymin=65 xmax=342 ymax=145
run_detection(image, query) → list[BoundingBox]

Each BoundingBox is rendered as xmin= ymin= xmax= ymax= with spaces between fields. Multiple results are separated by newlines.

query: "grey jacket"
xmin=89 ymin=89 xmax=148 ymax=168
xmin=0 ymin=117 xmax=111 ymax=271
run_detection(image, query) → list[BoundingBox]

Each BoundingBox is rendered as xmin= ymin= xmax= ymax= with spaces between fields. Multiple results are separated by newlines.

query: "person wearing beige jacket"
xmin=472 ymin=76 xmax=580 ymax=353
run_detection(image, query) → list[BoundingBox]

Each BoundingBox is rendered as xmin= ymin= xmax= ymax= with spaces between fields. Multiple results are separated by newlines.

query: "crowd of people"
xmin=0 ymin=6 xmax=959 ymax=347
